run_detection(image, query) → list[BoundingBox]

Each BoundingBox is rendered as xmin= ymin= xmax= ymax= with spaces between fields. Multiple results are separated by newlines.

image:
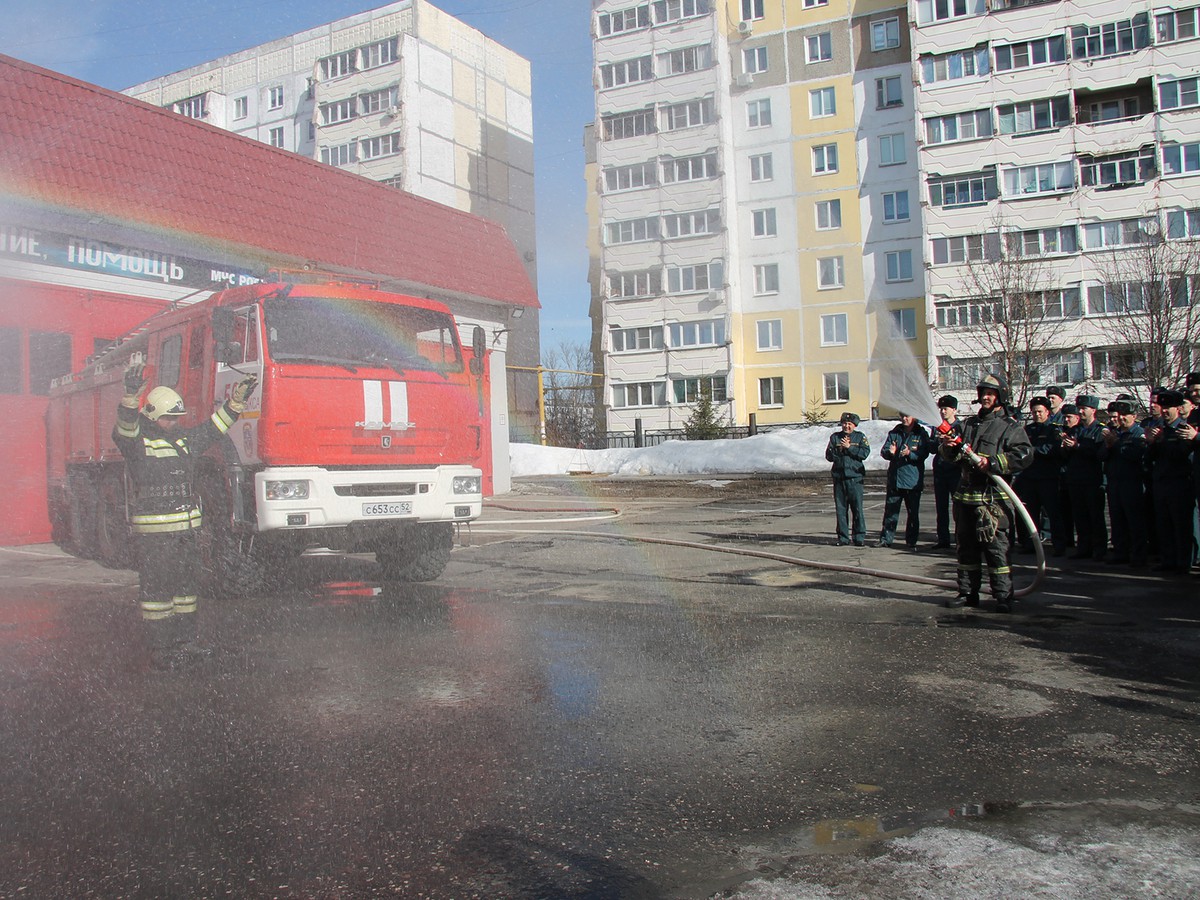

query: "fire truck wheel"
xmin=197 ymin=475 xmax=264 ymax=598
xmin=66 ymin=470 xmax=100 ymax=560
xmin=376 ymin=523 xmax=453 ymax=582
xmin=95 ymin=480 xmax=134 ymax=570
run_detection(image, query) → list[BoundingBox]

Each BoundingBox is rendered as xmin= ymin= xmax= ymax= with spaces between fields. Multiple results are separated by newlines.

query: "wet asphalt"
xmin=1 ymin=474 xmax=1198 ymax=898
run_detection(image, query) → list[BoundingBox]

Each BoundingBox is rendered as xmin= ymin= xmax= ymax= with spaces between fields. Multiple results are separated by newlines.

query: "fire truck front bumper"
xmin=254 ymin=466 xmax=483 ymax=531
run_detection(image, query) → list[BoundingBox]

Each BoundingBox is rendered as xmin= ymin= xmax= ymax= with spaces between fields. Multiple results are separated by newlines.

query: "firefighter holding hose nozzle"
xmin=113 ymin=361 xmax=258 ymax=669
xmin=938 ymin=374 xmax=1032 ymax=613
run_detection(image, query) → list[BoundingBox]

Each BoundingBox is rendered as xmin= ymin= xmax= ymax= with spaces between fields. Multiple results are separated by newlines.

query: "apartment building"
xmin=590 ymin=0 xmax=923 ymax=433
xmin=915 ymin=0 xmax=1200 ymax=398
xmin=124 ymin=0 xmax=540 ymax=429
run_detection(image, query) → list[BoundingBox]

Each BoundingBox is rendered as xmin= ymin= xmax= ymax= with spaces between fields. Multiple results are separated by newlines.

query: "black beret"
xmin=937 ymin=394 xmax=958 ymax=409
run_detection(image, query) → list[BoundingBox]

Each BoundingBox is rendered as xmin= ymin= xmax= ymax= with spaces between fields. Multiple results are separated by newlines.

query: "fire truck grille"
xmin=334 ymin=483 xmax=417 ymax=497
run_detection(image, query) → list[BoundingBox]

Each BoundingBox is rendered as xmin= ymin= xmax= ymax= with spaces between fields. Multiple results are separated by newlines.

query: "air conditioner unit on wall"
xmin=737 ymin=20 xmax=753 ymax=35
xmin=734 ymin=73 xmax=754 ymax=88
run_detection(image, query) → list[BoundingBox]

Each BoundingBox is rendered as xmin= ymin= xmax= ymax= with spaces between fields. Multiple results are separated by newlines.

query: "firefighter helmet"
xmin=976 ymin=373 xmax=1009 ymax=406
xmin=142 ymin=386 xmax=187 ymax=421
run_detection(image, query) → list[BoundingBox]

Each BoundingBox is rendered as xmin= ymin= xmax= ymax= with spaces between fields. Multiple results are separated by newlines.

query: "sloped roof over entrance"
xmin=0 ymin=54 xmax=538 ymax=309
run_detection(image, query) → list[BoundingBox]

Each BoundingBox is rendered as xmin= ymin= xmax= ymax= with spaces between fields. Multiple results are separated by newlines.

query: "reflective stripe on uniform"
xmin=142 ymin=438 xmax=181 ymax=458
xmin=116 ymin=421 xmax=140 ymax=438
xmin=140 ymin=600 xmax=174 ymax=621
xmin=130 ymin=509 xmax=202 ymax=534
xmin=212 ymin=405 xmax=235 ymax=433
xmin=173 ymin=595 xmax=197 ymax=614
xmin=958 ymin=563 xmax=981 ymax=572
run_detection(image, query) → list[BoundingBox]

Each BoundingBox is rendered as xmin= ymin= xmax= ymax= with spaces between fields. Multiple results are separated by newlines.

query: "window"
xmin=1002 ymin=161 xmax=1074 ymax=197
xmin=664 ymin=209 xmax=721 ymax=238
xmin=611 ymin=326 xmax=663 ymax=352
xmin=757 ymin=319 xmax=782 ymax=350
xmin=1082 ymin=217 xmax=1157 ymax=250
xmin=812 ymin=143 xmax=838 ymax=174
xmin=885 ymin=250 xmax=913 ymax=282
xmin=361 ymin=133 xmax=402 ymax=160
xmin=749 ymin=153 xmax=773 ymax=182
xmin=321 ymin=98 xmax=357 ymax=126
xmin=997 ymin=97 xmax=1070 ymax=135
xmin=752 ymin=208 xmax=777 ymax=237
xmin=233 ymin=96 xmax=248 ymax=119
xmin=1071 ymin=15 xmax=1151 ymax=60
xmin=816 ymin=199 xmax=842 ymax=230
xmin=1167 ymin=207 xmax=1200 ymax=239
xmin=1157 ymin=7 xmax=1200 ymax=43
xmin=320 ymin=50 xmax=357 ymax=80
xmin=608 ymin=270 xmax=660 ymax=298
xmin=669 ymin=319 xmax=725 ymax=347
xmin=674 ymin=376 xmax=727 ymax=404
xmin=1161 ymin=76 xmax=1200 ymax=110
xmin=29 ymin=331 xmax=71 ymax=396
xmin=598 ymin=5 xmax=650 ymax=35
xmin=810 ymin=87 xmax=836 ymax=118
xmin=806 ymin=33 xmax=833 ymax=63
xmin=320 ymin=141 xmax=357 ymax=166
xmin=361 ymin=38 xmax=397 ymax=69
xmin=662 ymin=152 xmax=718 ymax=183
xmin=929 ymin=172 xmax=996 ymax=208
xmin=603 ymin=109 xmax=657 ymax=140
xmin=606 ymin=217 xmax=659 ymax=244
xmin=993 ymin=36 xmax=1066 ymax=72
xmin=175 ymin=94 xmax=207 ymax=119
xmin=1087 ymin=283 xmax=1152 ymax=316
xmin=883 ymin=191 xmax=909 ymax=223
xmin=613 ymin=382 xmax=664 ymax=408
xmin=268 ymin=127 xmax=285 ymax=148
xmin=1006 ymin=226 xmax=1078 ymax=257
xmin=605 ymin=161 xmax=658 ymax=192
xmin=747 ymin=98 xmax=771 ymax=128
xmin=818 ymin=256 xmax=844 ymax=289
xmin=601 ymin=56 xmax=653 ymax=89
xmin=659 ymin=45 xmax=712 ymax=76
xmin=879 ymin=134 xmax=906 ymax=166
xmin=890 ymin=308 xmax=917 ymax=340
xmin=1084 ymin=96 xmax=1141 ymax=124
xmin=361 ymin=86 xmax=397 ymax=115
xmin=1079 ymin=148 xmax=1156 ymax=187
xmin=662 ymin=98 xmax=713 ymax=131
xmin=666 ymin=261 xmax=723 ymax=293
xmin=923 ymin=0 xmax=973 ymax=23
xmin=759 ymin=377 xmax=784 ymax=407
xmin=753 ymin=264 xmax=779 ymax=294
xmin=823 ymin=372 xmax=849 ymax=404
xmin=652 ymin=0 xmax=710 ymax=26
xmin=931 ymin=234 xmax=997 ymax=264
xmin=268 ymin=86 xmax=284 ymax=110
xmin=1090 ymin=348 xmax=1150 ymax=382
xmin=0 ymin=329 xmax=21 ymax=393
xmin=920 ymin=46 xmax=989 ymax=84
xmin=741 ymin=0 xmax=764 ymax=19
xmin=804 ymin=0 xmax=829 ymax=7
xmin=1164 ymin=143 xmax=1200 ymax=177
xmin=925 ymin=109 xmax=993 ymax=145
xmin=872 ymin=18 xmax=901 ymax=51
xmin=935 ymin=298 xmax=1002 ymax=329
xmin=876 ymin=76 xmax=902 ymax=109
xmin=1021 ymin=291 xmax=1082 ymax=321
xmin=743 ymin=46 xmax=768 ymax=74
xmin=820 ymin=314 xmax=847 ymax=346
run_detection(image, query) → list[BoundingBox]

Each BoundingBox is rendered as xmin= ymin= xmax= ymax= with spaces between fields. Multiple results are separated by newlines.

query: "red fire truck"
xmin=45 ymin=280 xmax=491 ymax=592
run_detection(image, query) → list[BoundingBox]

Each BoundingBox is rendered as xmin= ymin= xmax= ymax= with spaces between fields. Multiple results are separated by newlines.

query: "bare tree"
xmin=541 ymin=341 xmax=602 ymax=448
xmin=1090 ymin=216 xmax=1200 ymax=394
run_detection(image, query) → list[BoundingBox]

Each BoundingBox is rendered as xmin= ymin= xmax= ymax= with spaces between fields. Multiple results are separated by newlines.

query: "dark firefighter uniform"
xmin=826 ymin=412 xmax=870 ymax=546
xmin=112 ymin=364 xmax=255 ymax=664
xmin=879 ymin=418 xmax=929 ymax=548
xmin=940 ymin=375 xmax=1032 ymax=612
xmin=1147 ymin=390 xmax=1196 ymax=576
xmin=1062 ymin=396 xmax=1108 ymax=560
xmin=1013 ymin=398 xmax=1065 ymax=556
xmin=1098 ymin=400 xmax=1148 ymax=567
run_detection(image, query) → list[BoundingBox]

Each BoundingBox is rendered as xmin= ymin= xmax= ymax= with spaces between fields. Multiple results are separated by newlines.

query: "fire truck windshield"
xmin=263 ymin=296 xmax=464 ymax=375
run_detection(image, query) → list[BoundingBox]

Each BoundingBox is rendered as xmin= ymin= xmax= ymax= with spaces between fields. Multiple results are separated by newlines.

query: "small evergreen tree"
xmin=683 ymin=386 xmax=727 ymax=440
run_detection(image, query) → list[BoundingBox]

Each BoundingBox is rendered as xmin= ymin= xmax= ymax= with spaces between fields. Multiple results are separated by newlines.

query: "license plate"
xmin=362 ymin=501 xmax=413 ymax=517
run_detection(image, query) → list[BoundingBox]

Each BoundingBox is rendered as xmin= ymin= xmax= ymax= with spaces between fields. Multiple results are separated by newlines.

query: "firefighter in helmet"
xmin=113 ymin=362 xmax=258 ymax=667
xmin=938 ymin=373 xmax=1032 ymax=612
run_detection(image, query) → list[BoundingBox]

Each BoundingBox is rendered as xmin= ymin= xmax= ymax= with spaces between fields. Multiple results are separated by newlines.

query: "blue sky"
xmin=0 ymin=0 xmax=596 ymax=349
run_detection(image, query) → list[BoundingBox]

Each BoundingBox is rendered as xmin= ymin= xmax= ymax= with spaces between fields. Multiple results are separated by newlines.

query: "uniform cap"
xmin=1157 ymin=390 xmax=1185 ymax=408
xmin=1029 ymin=396 xmax=1051 ymax=411
xmin=1046 ymin=386 xmax=1066 ymax=399
xmin=1075 ymin=394 xmax=1101 ymax=410
xmin=839 ymin=412 xmax=860 ymax=425
xmin=1185 ymin=372 xmax=1200 ymax=387
xmin=1060 ymin=404 xmax=1080 ymax=417
xmin=937 ymin=394 xmax=958 ymax=409
xmin=1107 ymin=400 xmax=1134 ymax=415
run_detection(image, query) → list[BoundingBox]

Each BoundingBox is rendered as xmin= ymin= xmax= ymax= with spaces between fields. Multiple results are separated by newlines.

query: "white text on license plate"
xmin=362 ymin=501 xmax=413 ymax=517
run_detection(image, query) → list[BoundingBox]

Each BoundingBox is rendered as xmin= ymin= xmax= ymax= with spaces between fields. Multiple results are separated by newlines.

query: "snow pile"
xmin=510 ymin=421 xmax=900 ymax=478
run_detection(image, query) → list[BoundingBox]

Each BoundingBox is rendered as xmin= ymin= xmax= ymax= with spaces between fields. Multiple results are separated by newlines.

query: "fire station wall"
xmin=0 ymin=278 xmax=165 ymax=546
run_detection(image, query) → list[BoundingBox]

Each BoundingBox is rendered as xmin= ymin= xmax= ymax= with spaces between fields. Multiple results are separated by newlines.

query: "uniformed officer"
xmin=939 ymin=374 xmax=1032 ymax=612
xmin=1014 ymin=396 xmax=1066 ymax=556
xmin=1062 ymin=394 xmax=1108 ymax=561
xmin=826 ymin=411 xmax=870 ymax=547
xmin=1147 ymin=390 xmax=1196 ymax=576
xmin=114 ymin=362 xmax=258 ymax=668
xmin=929 ymin=395 xmax=961 ymax=549
xmin=1099 ymin=400 xmax=1148 ymax=567
xmin=878 ymin=413 xmax=929 ymax=548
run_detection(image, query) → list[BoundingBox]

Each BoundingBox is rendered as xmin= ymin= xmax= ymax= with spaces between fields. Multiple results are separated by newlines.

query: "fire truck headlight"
xmin=452 ymin=475 xmax=481 ymax=495
xmin=265 ymin=480 xmax=311 ymax=501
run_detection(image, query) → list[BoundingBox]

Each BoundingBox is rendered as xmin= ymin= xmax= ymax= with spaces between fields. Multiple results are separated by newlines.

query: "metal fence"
xmin=603 ymin=420 xmax=828 ymax=449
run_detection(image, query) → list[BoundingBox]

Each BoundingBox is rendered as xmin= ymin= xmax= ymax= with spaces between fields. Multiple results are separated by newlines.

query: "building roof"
xmin=0 ymin=54 xmax=538 ymax=309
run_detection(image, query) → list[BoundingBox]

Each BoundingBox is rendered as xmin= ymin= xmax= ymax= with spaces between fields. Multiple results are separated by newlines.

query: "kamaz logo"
xmin=356 ymin=421 xmax=413 ymax=430
xmin=381 ymin=435 xmax=392 ymax=449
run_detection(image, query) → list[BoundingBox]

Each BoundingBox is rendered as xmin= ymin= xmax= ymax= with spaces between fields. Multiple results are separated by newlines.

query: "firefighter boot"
xmin=147 ymin=616 xmax=185 ymax=671
xmin=172 ymin=601 xmax=212 ymax=660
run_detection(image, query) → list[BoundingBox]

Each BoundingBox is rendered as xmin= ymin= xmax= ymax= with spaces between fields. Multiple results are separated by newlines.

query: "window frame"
xmin=820 ymin=313 xmax=848 ymax=347
xmin=809 ymin=86 xmax=836 ymax=118
xmin=752 ymin=207 xmax=778 ymax=238
xmin=823 ymin=371 xmax=850 ymax=404
xmin=818 ymin=256 xmax=845 ymax=289
xmin=757 ymin=318 xmax=782 ymax=351
xmin=759 ymin=376 xmax=785 ymax=407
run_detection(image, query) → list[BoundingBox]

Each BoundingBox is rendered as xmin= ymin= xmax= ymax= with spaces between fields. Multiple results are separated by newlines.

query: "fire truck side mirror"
xmin=469 ymin=325 xmax=486 ymax=377
xmin=211 ymin=308 xmax=242 ymax=365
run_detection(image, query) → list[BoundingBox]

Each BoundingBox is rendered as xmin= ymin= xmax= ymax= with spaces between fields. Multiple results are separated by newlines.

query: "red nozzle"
xmin=937 ymin=420 xmax=953 ymax=434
